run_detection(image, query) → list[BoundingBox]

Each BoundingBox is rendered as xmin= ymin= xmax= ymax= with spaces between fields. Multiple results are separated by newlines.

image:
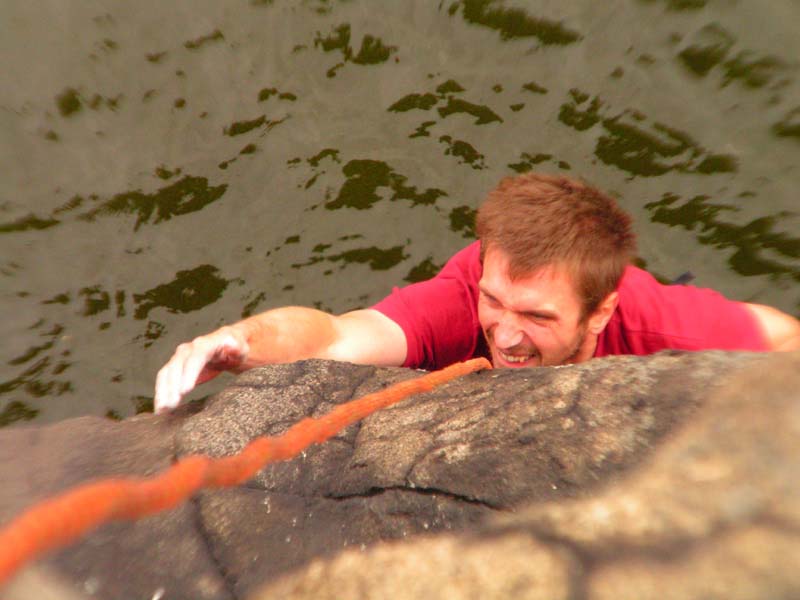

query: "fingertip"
xmin=153 ymin=397 xmax=166 ymax=415
xmin=154 ymin=398 xmax=175 ymax=415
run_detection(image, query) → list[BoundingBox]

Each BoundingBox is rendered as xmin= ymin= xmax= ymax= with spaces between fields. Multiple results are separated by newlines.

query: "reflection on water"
xmin=559 ymin=89 xmax=738 ymax=176
xmin=639 ymin=0 xmax=708 ymax=11
xmin=290 ymin=149 xmax=447 ymax=210
xmin=315 ymin=23 xmax=397 ymax=78
xmin=55 ymin=86 xmax=123 ymax=118
xmin=1 ymin=0 xmax=798 ymax=425
xmin=0 ymin=401 xmax=39 ymax=427
xmin=448 ymin=205 xmax=477 ymax=239
xmin=437 ymin=97 xmax=503 ymax=125
xmin=508 ymin=151 xmax=570 ymax=174
xmin=322 ymin=159 xmax=446 ymax=210
xmin=293 ymin=245 xmax=408 ymax=272
xmin=80 ymin=176 xmax=228 ymax=230
xmin=678 ymin=23 xmax=788 ymax=89
xmin=387 ymin=78 xmax=502 ymax=170
xmin=2 ymin=322 xmax=73 ymax=411
xmin=646 ymin=193 xmax=800 ymax=287
xmin=389 ymin=79 xmax=502 ymax=126
xmin=403 ymin=257 xmax=442 ymax=284
xmin=439 ymin=135 xmax=486 ymax=170
xmin=451 ymin=0 xmax=581 ymax=45
xmin=774 ymin=107 xmax=800 ymax=139
xmin=133 ymin=265 xmax=231 ymax=320
xmin=0 ymin=175 xmax=228 ymax=232
xmin=184 ymin=29 xmax=224 ymax=51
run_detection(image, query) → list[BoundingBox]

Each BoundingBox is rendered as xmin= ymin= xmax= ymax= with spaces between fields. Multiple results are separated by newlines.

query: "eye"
xmin=523 ymin=312 xmax=553 ymax=323
xmin=480 ymin=290 xmax=501 ymax=307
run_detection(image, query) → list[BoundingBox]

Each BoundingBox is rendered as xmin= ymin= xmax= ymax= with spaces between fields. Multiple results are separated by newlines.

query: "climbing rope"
xmin=0 ymin=357 xmax=490 ymax=585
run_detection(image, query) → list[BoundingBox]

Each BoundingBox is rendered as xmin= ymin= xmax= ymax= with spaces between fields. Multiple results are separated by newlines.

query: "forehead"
xmin=479 ymin=248 xmax=582 ymax=314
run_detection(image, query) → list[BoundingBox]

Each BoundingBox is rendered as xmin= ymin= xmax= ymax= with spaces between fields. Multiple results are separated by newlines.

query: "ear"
xmin=587 ymin=291 xmax=618 ymax=335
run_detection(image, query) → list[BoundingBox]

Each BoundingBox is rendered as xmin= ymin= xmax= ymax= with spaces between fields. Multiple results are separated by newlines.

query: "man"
xmin=154 ymin=173 xmax=800 ymax=413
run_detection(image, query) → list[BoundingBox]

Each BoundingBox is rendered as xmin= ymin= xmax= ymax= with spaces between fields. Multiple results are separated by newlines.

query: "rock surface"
xmin=1 ymin=350 xmax=798 ymax=599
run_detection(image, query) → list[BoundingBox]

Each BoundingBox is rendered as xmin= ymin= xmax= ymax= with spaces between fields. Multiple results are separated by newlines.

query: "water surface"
xmin=1 ymin=0 xmax=798 ymax=426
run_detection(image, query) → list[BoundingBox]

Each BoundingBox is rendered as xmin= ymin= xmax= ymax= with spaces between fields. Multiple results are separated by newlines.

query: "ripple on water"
xmin=2 ymin=0 xmax=798 ymax=426
xmin=449 ymin=0 xmax=582 ymax=45
xmin=1 ymin=320 xmax=73 ymax=426
xmin=313 ymin=23 xmax=397 ymax=78
xmin=133 ymin=264 xmax=232 ymax=320
xmin=645 ymin=193 xmax=800 ymax=291
xmin=677 ymin=22 xmax=790 ymax=90
xmin=773 ymin=106 xmax=800 ymax=140
xmin=288 ymin=155 xmax=447 ymax=210
xmin=558 ymin=88 xmax=738 ymax=177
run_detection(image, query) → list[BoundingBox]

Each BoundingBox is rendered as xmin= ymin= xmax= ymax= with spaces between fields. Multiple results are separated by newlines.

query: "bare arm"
xmin=154 ymin=307 xmax=407 ymax=413
xmin=744 ymin=303 xmax=800 ymax=351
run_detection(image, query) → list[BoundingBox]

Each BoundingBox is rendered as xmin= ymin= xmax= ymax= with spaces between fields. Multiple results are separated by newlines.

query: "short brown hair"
xmin=475 ymin=173 xmax=637 ymax=318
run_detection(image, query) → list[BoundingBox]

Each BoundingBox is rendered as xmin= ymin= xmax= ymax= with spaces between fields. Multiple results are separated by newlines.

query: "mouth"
xmin=495 ymin=348 xmax=538 ymax=367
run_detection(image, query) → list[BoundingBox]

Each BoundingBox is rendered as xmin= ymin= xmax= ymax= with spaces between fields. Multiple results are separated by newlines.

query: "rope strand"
xmin=0 ymin=358 xmax=490 ymax=585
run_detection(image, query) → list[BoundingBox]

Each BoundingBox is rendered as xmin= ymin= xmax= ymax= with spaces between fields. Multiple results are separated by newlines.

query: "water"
xmin=1 ymin=0 xmax=798 ymax=426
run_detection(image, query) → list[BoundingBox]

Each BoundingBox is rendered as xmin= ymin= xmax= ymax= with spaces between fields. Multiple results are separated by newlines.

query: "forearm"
xmin=226 ymin=306 xmax=340 ymax=370
xmin=155 ymin=305 xmax=407 ymax=412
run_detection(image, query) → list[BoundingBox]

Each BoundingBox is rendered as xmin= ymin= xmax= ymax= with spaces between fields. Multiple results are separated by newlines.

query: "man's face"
xmin=478 ymin=247 xmax=593 ymax=368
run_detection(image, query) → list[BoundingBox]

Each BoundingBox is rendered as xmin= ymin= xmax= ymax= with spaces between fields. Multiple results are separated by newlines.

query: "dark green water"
xmin=1 ymin=0 xmax=798 ymax=426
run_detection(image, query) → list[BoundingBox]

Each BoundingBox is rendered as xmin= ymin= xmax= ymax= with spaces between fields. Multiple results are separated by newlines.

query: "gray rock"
xmin=253 ymin=350 xmax=800 ymax=599
xmin=1 ymin=350 xmax=797 ymax=600
xmin=0 ymin=414 xmax=231 ymax=600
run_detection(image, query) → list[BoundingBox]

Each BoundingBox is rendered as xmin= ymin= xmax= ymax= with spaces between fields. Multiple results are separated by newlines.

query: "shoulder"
xmin=439 ymin=241 xmax=482 ymax=280
xmin=601 ymin=266 xmax=767 ymax=354
xmin=370 ymin=242 xmax=484 ymax=369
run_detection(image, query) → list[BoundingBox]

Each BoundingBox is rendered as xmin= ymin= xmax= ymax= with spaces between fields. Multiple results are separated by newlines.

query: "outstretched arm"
xmin=154 ymin=307 xmax=407 ymax=413
xmin=745 ymin=303 xmax=800 ymax=351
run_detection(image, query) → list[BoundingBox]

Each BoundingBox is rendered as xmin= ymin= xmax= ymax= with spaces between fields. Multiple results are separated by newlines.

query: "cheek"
xmin=520 ymin=322 xmax=557 ymax=348
xmin=477 ymin=301 xmax=494 ymax=330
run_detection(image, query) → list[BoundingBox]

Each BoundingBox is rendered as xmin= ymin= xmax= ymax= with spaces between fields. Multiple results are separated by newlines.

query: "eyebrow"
xmin=478 ymin=285 xmax=497 ymax=301
xmin=522 ymin=308 xmax=558 ymax=320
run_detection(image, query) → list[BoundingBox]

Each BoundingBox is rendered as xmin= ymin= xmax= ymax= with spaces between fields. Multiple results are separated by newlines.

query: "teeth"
xmin=499 ymin=351 xmax=532 ymax=364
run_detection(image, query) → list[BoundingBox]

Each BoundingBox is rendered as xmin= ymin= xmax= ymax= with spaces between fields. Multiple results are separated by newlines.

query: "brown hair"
xmin=475 ymin=173 xmax=637 ymax=318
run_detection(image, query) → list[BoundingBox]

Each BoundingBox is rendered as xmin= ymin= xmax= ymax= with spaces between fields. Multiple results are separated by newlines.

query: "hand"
xmin=154 ymin=326 xmax=250 ymax=414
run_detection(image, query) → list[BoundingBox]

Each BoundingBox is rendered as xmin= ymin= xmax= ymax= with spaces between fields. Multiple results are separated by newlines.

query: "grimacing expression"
xmin=477 ymin=247 xmax=597 ymax=368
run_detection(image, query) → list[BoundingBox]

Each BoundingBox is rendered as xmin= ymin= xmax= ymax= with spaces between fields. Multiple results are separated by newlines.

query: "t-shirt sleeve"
xmin=371 ymin=242 xmax=484 ymax=370
xmin=597 ymin=267 xmax=769 ymax=356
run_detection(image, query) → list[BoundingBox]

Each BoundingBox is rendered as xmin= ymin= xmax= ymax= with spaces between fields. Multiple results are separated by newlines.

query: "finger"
xmin=155 ymin=345 xmax=191 ymax=413
xmin=154 ymin=362 xmax=178 ymax=414
xmin=180 ymin=346 xmax=215 ymax=396
xmin=154 ymin=363 xmax=181 ymax=413
xmin=190 ymin=334 xmax=244 ymax=387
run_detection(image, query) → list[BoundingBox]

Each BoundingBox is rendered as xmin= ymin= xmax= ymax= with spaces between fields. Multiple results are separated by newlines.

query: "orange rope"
xmin=0 ymin=357 xmax=490 ymax=585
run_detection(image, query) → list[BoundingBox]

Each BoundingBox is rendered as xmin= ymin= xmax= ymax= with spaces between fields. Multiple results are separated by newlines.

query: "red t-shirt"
xmin=372 ymin=241 xmax=767 ymax=370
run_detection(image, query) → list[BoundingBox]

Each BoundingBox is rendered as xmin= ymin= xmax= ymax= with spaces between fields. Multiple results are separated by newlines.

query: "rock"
xmin=0 ymin=350 xmax=797 ymax=600
xmin=252 ymin=350 xmax=800 ymax=599
xmin=0 ymin=413 xmax=231 ymax=600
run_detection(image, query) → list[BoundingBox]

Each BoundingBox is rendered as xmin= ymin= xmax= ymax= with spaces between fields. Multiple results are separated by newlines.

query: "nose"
xmin=493 ymin=312 xmax=524 ymax=349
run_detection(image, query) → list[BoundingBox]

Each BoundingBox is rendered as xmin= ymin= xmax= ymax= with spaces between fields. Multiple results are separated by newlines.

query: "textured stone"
xmin=1 ymin=350 xmax=798 ymax=600
xmin=0 ymin=415 xmax=231 ymax=600
xmin=254 ymin=351 xmax=800 ymax=600
xmin=262 ymin=531 xmax=577 ymax=600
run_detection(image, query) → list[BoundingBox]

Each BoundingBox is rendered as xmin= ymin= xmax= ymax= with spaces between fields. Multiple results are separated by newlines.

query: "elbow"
xmin=772 ymin=324 xmax=800 ymax=352
xmin=745 ymin=303 xmax=800 ymax=352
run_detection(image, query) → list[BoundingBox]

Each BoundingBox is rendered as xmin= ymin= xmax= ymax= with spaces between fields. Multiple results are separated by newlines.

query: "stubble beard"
xmin=486 ymin=321 xmax=589 ymax=368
